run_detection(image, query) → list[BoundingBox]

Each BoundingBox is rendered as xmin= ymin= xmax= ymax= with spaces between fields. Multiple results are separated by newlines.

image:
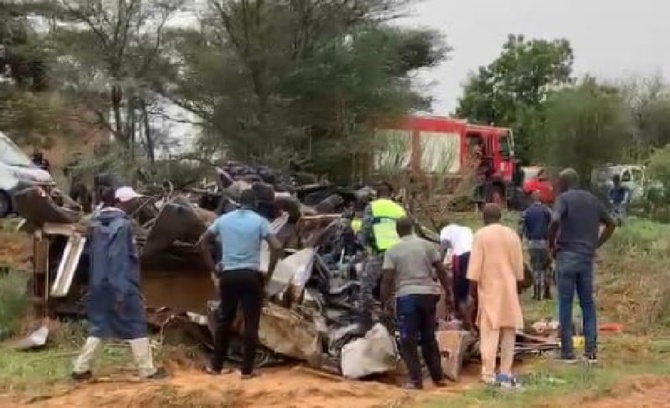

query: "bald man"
xmin=467 ymin=204 xmax=524 ymax=388
xmin=549 ymin=168 xmax=615 ymax=364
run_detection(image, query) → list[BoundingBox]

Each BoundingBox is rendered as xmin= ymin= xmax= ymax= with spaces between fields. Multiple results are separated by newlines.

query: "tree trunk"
xmin=141 ymin=101 xmax=155 ymax=164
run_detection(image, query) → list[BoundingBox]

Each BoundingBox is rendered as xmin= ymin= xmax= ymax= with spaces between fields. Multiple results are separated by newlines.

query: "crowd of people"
xmin=65 ymin=166 xmax=617 ymax=391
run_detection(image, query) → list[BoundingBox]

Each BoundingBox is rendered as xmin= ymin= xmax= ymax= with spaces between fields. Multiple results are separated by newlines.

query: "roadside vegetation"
xmin=425 ymin=213 xmax=670 ymax=407
xmin=1 ymin=213 xmax=670 ymax=407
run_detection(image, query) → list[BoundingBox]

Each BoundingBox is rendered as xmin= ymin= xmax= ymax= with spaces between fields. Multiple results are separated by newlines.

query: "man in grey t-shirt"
xmin=380 ymin=217 xmax=452 ymax=390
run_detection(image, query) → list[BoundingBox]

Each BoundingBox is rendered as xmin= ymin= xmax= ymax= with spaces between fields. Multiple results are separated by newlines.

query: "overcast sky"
xmin=399 ymin=0 xmax=670 ymax=113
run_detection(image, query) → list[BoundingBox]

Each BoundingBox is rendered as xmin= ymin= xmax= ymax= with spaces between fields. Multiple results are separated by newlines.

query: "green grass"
xmin=0 ymin=271 xmax=28 ymax=341
xmin=427 ymin=357 xmax=670 ymax=407
xmin=0 ymin=342 xmax=139 ymax=401
xmin=2 ymin=215 xmax=670 ymax=406
xmin=423 ymin=214 xmax=670 ymax=407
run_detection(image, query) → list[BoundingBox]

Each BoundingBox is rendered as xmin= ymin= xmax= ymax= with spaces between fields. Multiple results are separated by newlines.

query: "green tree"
xmin=0 ymin=1 xmax=70 ymax=146
xmin=454 ymin=34 xmax=574 ymax=163
xmin=537 ymin=77 xmax=634 ymax=180
xmin=620 ymin=75 xmax=670 ymax=158
xmin=163 ymin=0 xmax=448 ymax=180
xmin=39 ymin=0 xmax=185 ymax=161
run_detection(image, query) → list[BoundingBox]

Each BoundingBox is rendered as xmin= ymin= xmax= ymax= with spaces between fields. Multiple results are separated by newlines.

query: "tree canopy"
xmin=455 ymin=34 xmax=574 ymax=162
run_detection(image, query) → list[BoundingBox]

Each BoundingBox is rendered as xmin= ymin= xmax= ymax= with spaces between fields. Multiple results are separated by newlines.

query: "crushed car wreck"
xmin=12 ymin=167 xmax=559 ymax=382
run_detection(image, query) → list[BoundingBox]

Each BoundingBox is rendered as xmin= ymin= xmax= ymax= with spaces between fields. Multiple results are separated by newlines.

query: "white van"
xmin=0 ymin=131 xmax=56 ymax=217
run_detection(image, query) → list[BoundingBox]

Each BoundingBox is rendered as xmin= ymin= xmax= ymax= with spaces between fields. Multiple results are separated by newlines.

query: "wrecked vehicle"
xmin=14 ymin=184 xmax=402 ymax=377
xmin=14 ymin=175 xmax=557 ymax=381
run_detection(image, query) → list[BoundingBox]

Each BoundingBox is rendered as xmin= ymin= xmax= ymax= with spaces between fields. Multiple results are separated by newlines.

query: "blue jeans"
xmin=556 ymin=251 xmax=597 ymax=357
xmin=529 ymin=247 xmax=550 ymax=288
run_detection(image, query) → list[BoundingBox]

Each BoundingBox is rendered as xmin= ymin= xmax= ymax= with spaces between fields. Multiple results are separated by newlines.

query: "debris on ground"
xmin=9 ymin=163 xmax=560 ymax=384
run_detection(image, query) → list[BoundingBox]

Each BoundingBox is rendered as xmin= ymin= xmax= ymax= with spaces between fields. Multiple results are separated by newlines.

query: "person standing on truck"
xmin=518 ymin=190 xmax=553 ymax=300
xmin=199 ymin=189 xmax=283 ymax=379
xmin=439 ymin=222 xmax=473 ymax=322
xmin=549 ymin=168 xmax=616 ymax=364
xmin=359 ymin=181 xmax=406 ymax=329
xmin=71 ymin=186 xmax=166 ymax=381
xmin=380 ymin=217 xmax=450 ymax=390
xmin=466 ymin=203 xmax=524 ymax=387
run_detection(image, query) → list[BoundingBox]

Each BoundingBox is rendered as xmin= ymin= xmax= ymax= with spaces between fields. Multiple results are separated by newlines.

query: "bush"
xmin=0 ymin=271 xmax=28 ymax=340
xmin=598 ymin=218 xmax=670 ymax=333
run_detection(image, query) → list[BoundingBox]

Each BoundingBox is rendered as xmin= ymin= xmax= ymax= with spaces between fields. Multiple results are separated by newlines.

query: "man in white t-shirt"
xmin=439 ymin=223 xmax=474 ymax=320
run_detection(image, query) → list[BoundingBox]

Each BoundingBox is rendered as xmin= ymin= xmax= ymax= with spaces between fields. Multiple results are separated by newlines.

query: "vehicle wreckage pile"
xmin=12 ymin=162 xmax=559 ymax=381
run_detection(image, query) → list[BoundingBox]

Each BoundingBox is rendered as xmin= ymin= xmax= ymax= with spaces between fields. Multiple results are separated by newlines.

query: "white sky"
xmin=400 ymin=0 xmax=670 ymax=113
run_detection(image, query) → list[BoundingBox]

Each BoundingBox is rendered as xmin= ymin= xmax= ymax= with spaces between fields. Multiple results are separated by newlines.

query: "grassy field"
xmin=1 ymin=213 xmax=670 ymax=406
xmin=424 ymin=213 xmax=670 ymax=407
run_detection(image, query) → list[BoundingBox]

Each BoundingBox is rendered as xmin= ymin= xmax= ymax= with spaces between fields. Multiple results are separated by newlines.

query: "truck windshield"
xmin=0 ymin=133 xmax=33 ymax=167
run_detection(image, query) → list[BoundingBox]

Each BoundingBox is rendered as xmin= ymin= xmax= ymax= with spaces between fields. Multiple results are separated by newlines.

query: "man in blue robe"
xmin=71 ymin=186 xmax=166 ymax=381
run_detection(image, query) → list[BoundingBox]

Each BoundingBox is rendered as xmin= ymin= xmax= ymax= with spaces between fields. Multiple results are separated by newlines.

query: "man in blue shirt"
xmin=548 ymin=169 xmax=616 ymax=365
xmin=198 ymin=189 xmax=282 ymax=379
xmin=607 ymin=174 xmax=629 ymax=224
xmin=518 ymin=191 xmax=553 ymax=301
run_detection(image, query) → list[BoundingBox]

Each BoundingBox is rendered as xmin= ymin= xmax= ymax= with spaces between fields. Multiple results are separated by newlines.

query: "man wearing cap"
xmin=359 ymin=181 xmax=406 ymax=328
xmin=199 ymin=189 xmax=283 ymax=379
xmin=72 ymin=186 xmax=166 ymax=381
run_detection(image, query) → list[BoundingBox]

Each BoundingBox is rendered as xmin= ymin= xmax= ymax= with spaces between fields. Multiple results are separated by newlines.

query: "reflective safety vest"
xmin=370 ymin=198 xmax=406 ymax=252
xmin=351 ymin=218 xmax=362 ymax=234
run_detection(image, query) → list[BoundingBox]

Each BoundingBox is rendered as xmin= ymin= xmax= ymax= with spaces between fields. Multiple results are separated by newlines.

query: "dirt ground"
xmin=3 ymin=368 xmax=669 ymax=408
xmin=3 ymin=366 xmax=479 ymax=408
xmin=0 ymin=230 xmax=31 ymax=271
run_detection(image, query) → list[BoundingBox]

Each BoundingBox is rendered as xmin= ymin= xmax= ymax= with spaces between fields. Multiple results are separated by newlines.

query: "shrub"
xmin=0 ymin=270 xmax=28 ymax=340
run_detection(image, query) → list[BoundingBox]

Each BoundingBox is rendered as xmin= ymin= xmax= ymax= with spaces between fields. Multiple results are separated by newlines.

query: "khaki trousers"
xmin=73 ymin=336 xmax=157 ymax=378
xmin=479 ymin=324 xmax=516 ymax=382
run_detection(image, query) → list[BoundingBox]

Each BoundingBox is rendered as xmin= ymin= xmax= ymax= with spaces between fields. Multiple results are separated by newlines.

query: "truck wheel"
xmin=0 ymin=191 xmax=12 ymax=218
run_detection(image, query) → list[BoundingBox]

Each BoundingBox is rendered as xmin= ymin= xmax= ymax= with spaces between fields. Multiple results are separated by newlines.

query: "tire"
xmin=0 ymin=191 xmax=12 ymax=218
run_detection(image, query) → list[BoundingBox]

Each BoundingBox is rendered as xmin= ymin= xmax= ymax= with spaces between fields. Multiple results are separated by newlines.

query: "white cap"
xmin=114 ymin=186 xmax=142 ymax=203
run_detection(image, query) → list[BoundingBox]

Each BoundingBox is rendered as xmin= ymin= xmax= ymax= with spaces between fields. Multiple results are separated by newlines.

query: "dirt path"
xmin=7 ymin=370 xmax=670 ymax=408
xmin=5 ymin=367 xmax=479 ymax=408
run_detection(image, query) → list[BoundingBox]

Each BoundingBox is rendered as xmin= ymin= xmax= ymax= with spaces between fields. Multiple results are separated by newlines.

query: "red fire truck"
xmin=373 ymin=115 xmax=518 ymax=205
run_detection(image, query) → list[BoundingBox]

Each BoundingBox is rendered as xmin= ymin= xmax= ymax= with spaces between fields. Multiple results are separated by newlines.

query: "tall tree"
xmin=619 ymin=75 xmax=670 ymax=158
xmin=0 ymin=1 xmax=69 ymax=147
xmin=163 ymin=0 xmax=448 ymax=179
xmin=455 ymin=34 xmax=574 ymax=163
xmin=42 ymin=0 xmax=185 ymax=158
xmin=537 ymin=77 xmax=634 ymax=180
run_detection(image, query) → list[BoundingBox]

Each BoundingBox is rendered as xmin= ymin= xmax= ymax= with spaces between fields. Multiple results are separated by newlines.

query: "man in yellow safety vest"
xmin=358 ymin=181 xmax=406 ymax=328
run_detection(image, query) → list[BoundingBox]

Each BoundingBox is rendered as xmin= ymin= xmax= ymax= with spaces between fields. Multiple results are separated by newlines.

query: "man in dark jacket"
xmin=71 ymin=186 xmax=166 ymax=381
xmin=519 ymin=191 xmax=553 ymax=300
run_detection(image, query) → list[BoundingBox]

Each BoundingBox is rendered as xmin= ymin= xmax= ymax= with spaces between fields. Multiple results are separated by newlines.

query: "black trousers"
xmin=396 ymin=294 xmax=444 ymax=385
xmin=211 ymin=269 xmax=264 ymax=375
